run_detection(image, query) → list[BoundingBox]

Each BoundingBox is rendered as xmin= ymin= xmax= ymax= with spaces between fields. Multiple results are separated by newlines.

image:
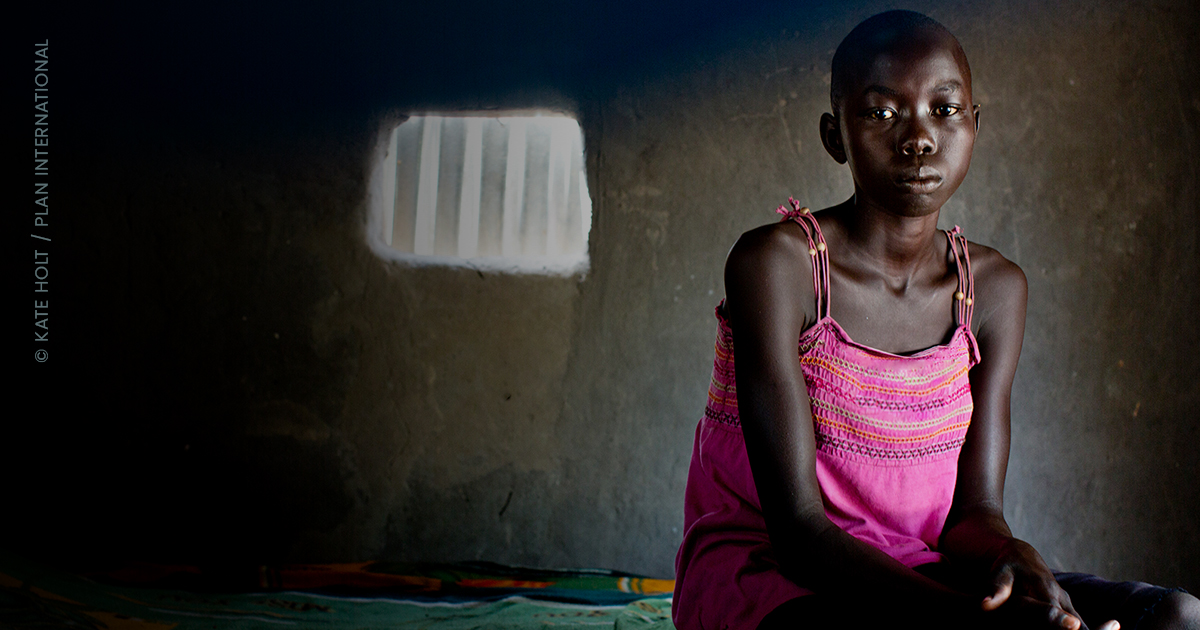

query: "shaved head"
xmin=830 ymin=11 xmax=971 ymax=114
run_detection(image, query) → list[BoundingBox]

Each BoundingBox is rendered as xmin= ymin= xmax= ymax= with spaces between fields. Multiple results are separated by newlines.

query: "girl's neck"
xmin=836 ymin=195 xmax=943 ymax=281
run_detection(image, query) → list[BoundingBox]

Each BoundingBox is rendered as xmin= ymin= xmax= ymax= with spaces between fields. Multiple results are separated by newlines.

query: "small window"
xmin=367 ymin=112 xmax=592 ymax=273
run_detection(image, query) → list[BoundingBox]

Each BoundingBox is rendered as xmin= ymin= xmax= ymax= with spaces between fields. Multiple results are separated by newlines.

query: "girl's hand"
xmin=980 ymin=539 xmax=1118 ymax=630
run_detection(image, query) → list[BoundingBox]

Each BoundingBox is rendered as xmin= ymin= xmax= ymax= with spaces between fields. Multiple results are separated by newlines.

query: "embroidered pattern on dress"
xmin=815 ymin=432 xmax=967 ymax=461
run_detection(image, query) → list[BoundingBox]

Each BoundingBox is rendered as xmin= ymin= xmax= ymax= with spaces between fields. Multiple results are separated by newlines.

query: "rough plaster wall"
xmin=7 ymin=0 xmax=1197 ymax=594
xmin=957 ymin=2 xmax=1200 ymax=582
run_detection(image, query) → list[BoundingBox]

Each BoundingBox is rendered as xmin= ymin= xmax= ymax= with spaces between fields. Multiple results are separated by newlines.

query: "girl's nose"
xmin=899 ymin=121 xmax=936 ymax=156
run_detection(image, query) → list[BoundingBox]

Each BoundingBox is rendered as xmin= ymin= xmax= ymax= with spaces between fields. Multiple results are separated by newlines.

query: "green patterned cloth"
xmin=0 ymin=551 xmax=675 ymax=630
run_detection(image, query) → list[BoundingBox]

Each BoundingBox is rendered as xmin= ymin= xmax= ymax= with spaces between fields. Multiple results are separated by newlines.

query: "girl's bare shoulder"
xmin=963 ymin=239 xmax=1028 ymax=326
xmin=726 ymin=219 xmax=815 ymax=276
xmin=723 ymin=219 xmax=819 ymax=327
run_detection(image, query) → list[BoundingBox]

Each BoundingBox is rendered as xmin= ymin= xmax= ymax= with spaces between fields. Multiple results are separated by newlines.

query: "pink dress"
xmin=673 ymin=200 xmax=981 ymax=630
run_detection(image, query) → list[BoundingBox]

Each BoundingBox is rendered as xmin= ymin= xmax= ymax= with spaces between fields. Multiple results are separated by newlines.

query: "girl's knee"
xmin=1141 ymin=591 xmax=1200 ymax=630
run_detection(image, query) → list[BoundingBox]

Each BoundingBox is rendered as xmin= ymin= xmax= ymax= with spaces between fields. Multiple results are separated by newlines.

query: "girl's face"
xmin=834 ymin=34 xmax=978 ymax=218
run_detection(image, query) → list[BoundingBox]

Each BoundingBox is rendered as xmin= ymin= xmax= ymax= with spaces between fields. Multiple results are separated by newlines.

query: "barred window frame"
xmin=367 ymin=111 xmax=592 ymax=275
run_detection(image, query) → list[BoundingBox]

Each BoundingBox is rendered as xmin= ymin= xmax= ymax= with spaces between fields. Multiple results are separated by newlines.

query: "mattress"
xmin=0 ymin=549 xmax=675 ymax=629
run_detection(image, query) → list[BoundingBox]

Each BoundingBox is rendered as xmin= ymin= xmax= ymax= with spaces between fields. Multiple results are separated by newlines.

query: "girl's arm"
xmin=726 ymin=224 xmax=977 ymax=627
xmin=939 ymin=247 xmax=1110 ymax=630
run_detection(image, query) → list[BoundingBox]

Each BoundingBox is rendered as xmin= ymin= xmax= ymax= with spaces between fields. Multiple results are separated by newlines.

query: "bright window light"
xmin=367 ymin=112 xmax=592 ymax=273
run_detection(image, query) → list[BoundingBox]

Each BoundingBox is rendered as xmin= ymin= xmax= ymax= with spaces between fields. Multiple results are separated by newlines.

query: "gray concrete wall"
xmin=8 ymin=0 xmax=1197 ymax=592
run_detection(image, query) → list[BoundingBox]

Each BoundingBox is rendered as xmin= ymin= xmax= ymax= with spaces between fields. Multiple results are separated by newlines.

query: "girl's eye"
xmin=933 ymin=105 xmax=962 ymax=116
xmin=867 ymin=109 xmax=895 ymax=121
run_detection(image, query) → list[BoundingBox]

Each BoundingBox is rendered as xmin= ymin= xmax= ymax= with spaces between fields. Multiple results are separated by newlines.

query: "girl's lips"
xmin=896 ymin=168 xmax=943 ymax=193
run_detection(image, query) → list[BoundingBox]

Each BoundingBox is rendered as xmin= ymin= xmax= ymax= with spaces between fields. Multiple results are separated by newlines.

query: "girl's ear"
xmin=820 ymin=113 xmax=847 ymax=164
xmin=973 ymin=104 xmax=980 ymax=133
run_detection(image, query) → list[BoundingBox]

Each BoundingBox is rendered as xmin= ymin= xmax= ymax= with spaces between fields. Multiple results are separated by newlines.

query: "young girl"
xmin=672 ymin=11 xmax=1199 ymax=630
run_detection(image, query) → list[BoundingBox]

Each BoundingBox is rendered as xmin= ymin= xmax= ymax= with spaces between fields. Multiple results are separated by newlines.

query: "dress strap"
xmin=777 ymin=198 xmax=830 ymax=320
xmin=944 ymin=226 xmax=975 ymax=329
